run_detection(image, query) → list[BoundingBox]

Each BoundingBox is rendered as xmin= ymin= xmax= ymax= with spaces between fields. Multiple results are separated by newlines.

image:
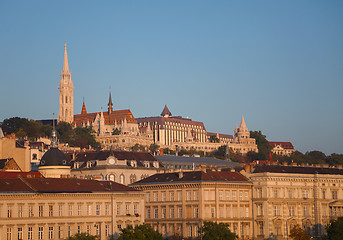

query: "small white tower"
xmin=58 ymin=43 xmax=74 ymax=124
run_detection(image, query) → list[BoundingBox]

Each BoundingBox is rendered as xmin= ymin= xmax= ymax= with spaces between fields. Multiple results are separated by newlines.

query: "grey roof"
xmin=39 ymin=148 xmax=69 ymax=167
xmin=253 ymin=164 xmax=343 ymax=175
xmin=156 ymin=155 xmax=239 ymax=168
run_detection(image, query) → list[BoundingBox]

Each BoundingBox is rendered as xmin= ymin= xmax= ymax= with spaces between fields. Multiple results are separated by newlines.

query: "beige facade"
xmin=131 ymin=170 xmax=253 ymax=239
xmin=269 ymin=142 xmax=295 ymax=156
xmin=243 ymin=164 xmax=343 ymax=239
xmin=0 ymin=134 xmax=31 ymax=172
xmin=0 ymin=178 xmax=145 ymax=240
xmin=70 ymin=150 xmax=163 ymax=185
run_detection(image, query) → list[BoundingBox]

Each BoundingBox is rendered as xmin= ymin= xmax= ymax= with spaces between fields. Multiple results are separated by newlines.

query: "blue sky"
xmin=0 ymin=1 xmax=342 ymax=154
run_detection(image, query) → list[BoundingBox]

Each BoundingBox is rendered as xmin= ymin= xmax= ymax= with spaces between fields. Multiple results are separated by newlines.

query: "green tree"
xmin=250 ymin=130 xmax=272 ymax=160
xmin=209 ymin=135 xmax=220 ymax=143
xmin=66 ymin=233 xmax=98 ymax=240
xmin=118 ymin=224 xmax=163 ymax=240
xmin=149 ymin=144 xmax=159 ymax=153
xmin=327 ymin=153 xmax=343 ymax=166
xmin=326 ymin=217 xmax=343 ymax=240
xmin=73 ymin=126 xmax=100 ymax=149
xmin=56 ymin=121 xmax=74 ymax=145
xmin=130 ymin=144 xmax=147 ymax=152
xmin=197 ymin=221 xmax=237 ymax=240
xmin=289 ymin=224 xmax=311 ymax=240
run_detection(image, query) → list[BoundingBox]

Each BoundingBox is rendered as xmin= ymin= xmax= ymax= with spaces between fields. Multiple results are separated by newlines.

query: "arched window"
xmin=120 ymin=174 xmax=125 ymax=184
xmin=65 ymin=109 xmax=68 ymax=118
xmin=109 ymin=174 xmax=115 ymax=182
xmin=130 ymin=174 xmax=137 ymax=184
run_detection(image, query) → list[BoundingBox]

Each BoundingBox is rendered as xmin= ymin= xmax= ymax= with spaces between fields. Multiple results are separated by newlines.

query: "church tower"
xmin=58 ymin=43 xmax=74 ymax=123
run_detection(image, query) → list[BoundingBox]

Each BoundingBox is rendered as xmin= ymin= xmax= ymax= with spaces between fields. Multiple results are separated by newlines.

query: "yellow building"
xmin=131 ymin=170 xmax=253 ymax=239
xmin=0 ymin=177 xmax=145 ymax=240
xmin=244 ymin=164 xmax=343 ymax=239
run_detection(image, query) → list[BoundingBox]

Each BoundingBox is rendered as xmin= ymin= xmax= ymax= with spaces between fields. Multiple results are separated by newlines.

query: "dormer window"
xmin=131 ymin=161 xmax=137 ymax=168
xmin=74 ymin=162 xmax=80 ymax=169
xmin=143 ymin=161 xmax=150 ymax=168
xmin=153 ymin=161 xmax=159 ymax=168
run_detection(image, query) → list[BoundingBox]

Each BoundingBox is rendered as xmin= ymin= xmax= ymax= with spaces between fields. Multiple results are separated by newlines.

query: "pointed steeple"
xmin=239 ymin=116 xmax=248 ymax=132
xmin=161 ymin=105 xmax=172 ymax=117
xmin=81 ymin=98 xmax=87 ymax=115
xmin=63 ymin=43 xmax=69 ymax=73
xmin=108 ymin=89 xmax=113 ymax=114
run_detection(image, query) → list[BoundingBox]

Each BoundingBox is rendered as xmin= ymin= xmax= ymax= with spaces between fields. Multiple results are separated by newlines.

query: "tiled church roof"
xmin=74 ymin=109 xmax=136 ymax=126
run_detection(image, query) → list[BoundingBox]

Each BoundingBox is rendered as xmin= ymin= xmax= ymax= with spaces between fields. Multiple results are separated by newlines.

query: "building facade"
xmin=244 ymin=164 xmax=343 ymax=239
xmin=0 ymin=177 xmax=145 ymax=240
xmin=131 ymin=170 xmax=253 ymax=239
xmin=70 ymin=150 xmax=163 ymax=185
xmin=269 ymin=141 xmax=295 ymax=156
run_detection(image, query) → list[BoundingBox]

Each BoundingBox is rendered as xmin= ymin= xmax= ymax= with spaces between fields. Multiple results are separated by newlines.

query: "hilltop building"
xmin=269 ymin=141 xmax=295 ymax=156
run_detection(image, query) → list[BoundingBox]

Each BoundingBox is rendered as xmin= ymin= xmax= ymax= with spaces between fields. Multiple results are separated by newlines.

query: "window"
xmin=303 ymin=206 xmax=309 ymax=216
xmin=7 ymin=227 xmax=12 ymax=240
xmin=95 ymin=224 xmax=100 ymax=236
xmin=257 ymin=188 xmax=262 ymax=198
xmin=130 ymin=174 xmax=137 ymax=184
xmin=120 ymin=174 xmax=125 ymax=184
xmin=211 ymin=207 xmax=215 ymax=218
xmin=170 ymin=191 xmax=174 ymax=201
xmin=273 ymin=205 xmax=280 ymax=216
xmin=194 ymin=191 xmax=199 ymax=201
xmin=239 ymin=191 xmax=243 ymax=200
xmin=49 ymin=227 xmax=54 ymax=239
xmin=162 ymin=192 xmax=166 ymax=202
xmin=194 ymin=207 xmax=199 ymax=218
xmin=87 ymin=225 xmax=91 ymax=234
xmin=38 ymin=227 xmax=44 ymax=240
xmin=134 ymin=204 xmax=138 ymax=215
xmin=258 ymin=222 xmax=264 ymax=235
xmin=303 ymin=190 xmax=309 ymax=199
xmin=126 ymin=204 xmax=130 ymax=215
xmin=68 ymin=205 xmax=73 ymax=216
xmin=226 ymin=207 xmax=230 ymax=218
xmin=205 ymin=191 xmax=209 ymax=200
xmin=28 ymin=227 xmax=33 ymax=240
xmin=77 ymin=225 xmax=81 ymax=234
xmin=105 ymin=204 xmax=110 ymax=215
xmin=322 ymin=190 xmax=326 ymax=199
xmin=58 ymin=226 xmax=62 ymax=239
xmin=153 ymin=192 xmax=158 ymax=202
xmin=219 ymin=191 xmax=223 ymax=200
xmin=147 ymin=193 xmax=151 ymax=202
xmin=117 ymin=225 xmax=122 ymax=229
xmin=257 ymin=204 xmax=263 ymax=216
xmin=76 ymin=204 xmax=81 ymax=216
xmin=332 ymin=190 xmax=338 ymax=200
xmin=244 ymin=192 xmax=249 ymax=200
xmin=154 ymin=208 xmax=158 ymax=218
xmin=219 ymin=207 xmax=224 ymax=218
xmin=232 ymin=191 xmax=237 ymax=201
xmin=187 ymin=191 xmax=191 ymax=201
xmin=38 ymin=205 xmax=43 ymax=217
xmin=59 ymin=205 xmax=63 ymax=216
xmin=162 ymin=207 xmax=166 ymax=218
xmin=246 ymin=207 xmax=249 ymax=217
xmin=177 ymin=191 xmax=182 ymax=201
xmin=7 ymin=205 xmax=12 ymax=218
xmin=147 ymin=208 xmax=151 ymax=219
xmin=49 ymin=205 xmax=53 ymax=217
xmin=178 ymin=207 xmax=182 ymax=218
xmin=105 ymin=224 xmax=110 ymax=237
xmin=273 ymin=189 xmax=278 ymax=198
xmin=117 ymin=204 xmax=121 ymax=215
xmin=87 ymin=204 xmax=92 ymax=215
xmin=18 ymin=205 xmax=23 ymax=218
xmin=29 ymin=205 xmax=33 ymax=217
xmin=96 ymin=204 xmax=101 ymax=215
xmin=210 ymin=191 xmax=215 ymax=200
xmin=18 ymin=227 xmax=23 ymax=240
xmin=233 ymin=207 xmax=237 ymax=218
xmin=226 ymin=191 xmax=230 ymax=200
xmin=288 ymin=189 xmax=293 ymax=198
xmin=289 ymin=206 xmax=295 ymax=216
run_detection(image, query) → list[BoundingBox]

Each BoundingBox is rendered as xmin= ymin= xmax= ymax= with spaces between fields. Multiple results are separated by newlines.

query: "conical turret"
xmin=108 ymin=90 xmax=113 ymax=114
xmin=81 ymin=99 xmax=87 ymax=115
xmin=161 ymin=105 xmax=172 ymax=117
xmin=239 ymin=116 xmax=248 ymax=132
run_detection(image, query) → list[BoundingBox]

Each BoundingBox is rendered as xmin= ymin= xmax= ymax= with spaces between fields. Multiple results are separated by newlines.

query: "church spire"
xmin=81 ymin=98 xmax=87 ymax=115
xmin=108 ymin=88 xmax=113 ymax=114
xmin=161 ymin=105 xmax=172 ymax=117
xmin=239 ymin=116 xmax=248 ymax=132
xmin=63 ymin=43 xmax=69 ymax=73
